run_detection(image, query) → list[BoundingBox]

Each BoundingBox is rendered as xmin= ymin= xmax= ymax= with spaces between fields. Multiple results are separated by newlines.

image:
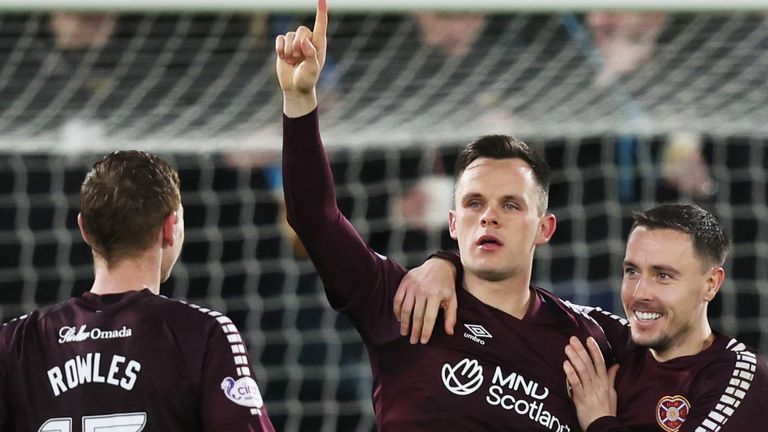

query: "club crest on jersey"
xmin=656 ymin=395 xmax=690 ymax=432
xmin=221 ymin=376 xmax=264 ymax=409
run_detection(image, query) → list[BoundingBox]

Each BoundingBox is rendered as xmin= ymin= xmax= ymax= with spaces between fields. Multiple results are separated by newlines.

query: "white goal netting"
xmin=0 ymin=11 xmax=766 ymax=151
xmin=1 ymin=7 xmax=767 ymax=432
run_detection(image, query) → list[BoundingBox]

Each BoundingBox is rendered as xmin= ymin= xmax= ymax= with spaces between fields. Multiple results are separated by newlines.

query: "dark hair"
xmin=80 ymin=150 xmax=181 ymax=264
xmin=631 ymin=204 xmax=732 ymax=267
xmin=454 ymin=135 xmax=551 ymax=212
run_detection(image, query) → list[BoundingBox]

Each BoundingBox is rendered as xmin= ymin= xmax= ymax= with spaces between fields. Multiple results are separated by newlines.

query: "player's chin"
xmin=469 ymin=264 xmax=514 ymax=282
xmin=630 ymin=331 xmax=669 ymax=351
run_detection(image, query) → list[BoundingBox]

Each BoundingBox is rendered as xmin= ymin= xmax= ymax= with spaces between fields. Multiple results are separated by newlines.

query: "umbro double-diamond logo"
xmin=464 ymin=323 xmax=492 ymax=345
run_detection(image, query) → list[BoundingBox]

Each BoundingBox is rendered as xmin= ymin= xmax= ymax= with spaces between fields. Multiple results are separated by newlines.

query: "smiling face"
xmin=448 ymin=157 xmax=555 ymax=282
xmin=621 ymin=226 xmax=723 ymax=360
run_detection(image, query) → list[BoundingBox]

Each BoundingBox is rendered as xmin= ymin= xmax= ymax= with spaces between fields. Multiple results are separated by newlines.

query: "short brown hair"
xmin=454 ymin=135 xmax=551 ymax=212
xmin=80 ymin=151 xmax=180 ymax=264
xmin=631 ymin=204 xmax=732 ymax=267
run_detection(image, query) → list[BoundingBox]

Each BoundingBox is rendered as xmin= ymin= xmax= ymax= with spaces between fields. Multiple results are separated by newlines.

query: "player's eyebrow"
xmin=623 ymin=260 xmax=681 ymax=276
xmin=460 ymin=192 xmax=485 ymax=203
xmin=461 ymin=192 xmax=525 ymax=202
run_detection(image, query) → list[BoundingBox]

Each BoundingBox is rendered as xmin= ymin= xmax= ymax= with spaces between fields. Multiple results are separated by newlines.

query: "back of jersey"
xmin=0 ymin=289 xmax=273 ymax=432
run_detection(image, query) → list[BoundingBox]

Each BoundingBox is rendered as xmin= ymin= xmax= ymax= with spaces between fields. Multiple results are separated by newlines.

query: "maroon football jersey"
xmin=283 ymin=110 xmax=614 ymax=431
xmin=585 ymin=307 xmax=768 ymax=432
xmin=0 ymin=289 xmax=274 ymax=432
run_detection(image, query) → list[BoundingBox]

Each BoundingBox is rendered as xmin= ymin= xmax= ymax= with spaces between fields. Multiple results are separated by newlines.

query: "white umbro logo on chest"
xmin=463 ymin=324 xmax=493 ymax=345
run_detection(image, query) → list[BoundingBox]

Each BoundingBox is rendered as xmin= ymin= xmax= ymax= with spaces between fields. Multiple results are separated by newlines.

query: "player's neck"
xmin=90 ymin=254 xmax=162 ymax=296
xmin=651 ymin=320 xmax=714 ymax=362
xmin=463 ymin=271 xmax=532 ymax=319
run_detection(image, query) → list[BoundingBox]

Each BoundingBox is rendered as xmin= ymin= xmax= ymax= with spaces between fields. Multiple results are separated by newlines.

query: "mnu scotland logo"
xmin=442 ymin=358 xmax=484 ymax=396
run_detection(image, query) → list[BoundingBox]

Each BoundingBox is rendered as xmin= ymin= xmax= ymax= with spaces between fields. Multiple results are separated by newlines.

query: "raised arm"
xmin=276 ymin=0 xmax=327 ymax=118
xmin=278 ymin=0 xmax=404 ymax=345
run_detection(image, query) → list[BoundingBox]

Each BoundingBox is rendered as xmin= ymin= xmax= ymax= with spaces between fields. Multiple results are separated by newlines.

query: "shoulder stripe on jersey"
xmin=596 ymin=308 xmax=629 ymax=327
xmin=694 ymin=350 xmax=758 ymax=432
xmin=726 ymin=338 xmax=748 ymax=352
xmin=165 ymin=297 xmax=262 ymax=416
xmin=163 ymin=297 xmax=252 ymax=379
xmin=563 ymin=302 xmax=630 ymax=327
xmin=1 ymin=314 xmax=29 ymax=328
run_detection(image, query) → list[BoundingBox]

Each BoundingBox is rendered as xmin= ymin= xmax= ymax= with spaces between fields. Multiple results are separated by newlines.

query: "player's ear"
xmin=77 ymin=213 xmax=92 ymax=246
xmin=448 ymin=210 xmax=458 ymax=240
xmin=161 ymin=212 xmax=178 ymax=247
xmin=704 ymin=266 xmax=725 ymax=302
xmin=535 ymin=213 xmax=556 ymax=245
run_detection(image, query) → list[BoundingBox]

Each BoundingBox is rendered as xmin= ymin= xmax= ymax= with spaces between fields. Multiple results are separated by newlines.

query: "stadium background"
xmin=1 ymin=3 xmax=767 ymax=431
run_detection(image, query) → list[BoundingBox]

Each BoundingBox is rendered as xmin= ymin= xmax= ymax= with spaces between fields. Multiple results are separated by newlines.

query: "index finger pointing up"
xmin=313 ymin=0 xmax=328 ymax=40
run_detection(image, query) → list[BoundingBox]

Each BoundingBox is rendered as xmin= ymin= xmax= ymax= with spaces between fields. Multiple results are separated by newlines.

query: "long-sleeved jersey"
xmin=283 ymin=110 xmax=614 ymax=431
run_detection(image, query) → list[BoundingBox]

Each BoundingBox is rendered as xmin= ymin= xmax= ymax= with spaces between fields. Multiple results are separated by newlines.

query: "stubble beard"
xmin=633 ymin=320 xmax=693 ymax=356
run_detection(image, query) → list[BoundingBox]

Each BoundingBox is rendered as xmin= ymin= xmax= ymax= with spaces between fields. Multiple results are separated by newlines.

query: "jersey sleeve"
xmin=282 ymin=110 xmax=405 ymax=345
xmin=586 ymin=416 xmax=630 ymax=432
xmin=578 ymin=306 xmax=632 ymax=362
xmin=428 ymin=250 xmax=464 ymax=284
xmin=0 ymin=326 xmax=9 ymax=432
xmin=679 ymin=350 xmax=768 ymax=432
xmin=199 ymin=315 xmax=275 ymax=432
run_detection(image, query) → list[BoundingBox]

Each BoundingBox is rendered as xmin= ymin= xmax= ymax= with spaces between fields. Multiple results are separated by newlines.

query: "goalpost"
xmin=1 ymin=2 xmax=767 ymax=431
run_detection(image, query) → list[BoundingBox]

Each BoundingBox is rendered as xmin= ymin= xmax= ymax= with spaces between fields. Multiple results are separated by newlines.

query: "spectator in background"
xmin=661 ymin=132 xmax=717 ymax=200
xmin=47 ymin=12 xmax=117 ymax=152
xmin=391 ymin=175 xmax=454 ymax=231
xmin=587 ymin=11 xmax=666 ymax=87
xmin=414 ymin=12 xmax=486 ymax=57
xmin=49 ymin=12 xmax=116 ymax=50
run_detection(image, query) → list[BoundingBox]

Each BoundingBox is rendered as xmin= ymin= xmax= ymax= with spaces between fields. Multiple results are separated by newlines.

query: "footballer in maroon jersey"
xmin=277 ymin=2 xmax=613 ymax=430
xmin=576 ymin=311 xmax=768 ymax=432
xmin=564 ymin=204 xmax=768 ymax=432
xmin=0 ymin=151 xmax=273 ymax=432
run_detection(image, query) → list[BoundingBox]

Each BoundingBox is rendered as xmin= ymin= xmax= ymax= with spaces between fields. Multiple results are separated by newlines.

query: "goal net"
xmin=1 ymin=3 xmax=767 ymax=431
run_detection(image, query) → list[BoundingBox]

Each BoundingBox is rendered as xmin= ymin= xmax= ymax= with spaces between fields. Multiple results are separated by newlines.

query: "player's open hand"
xmin=563 ymin=336 xmax=619 ymax=430
xmin=275 ymin=0 xmax=328 ymax=95
xmin=394 ymin=257 xmax=458 ymax=344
